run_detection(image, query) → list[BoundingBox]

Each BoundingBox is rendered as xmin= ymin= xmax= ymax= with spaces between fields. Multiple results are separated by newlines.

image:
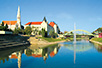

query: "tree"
xmin=41 ymin=28 xmax=47 ymax=37
xmin=5 ymin=24 xmax=8 ymax=29
xmin=54 ymin=33 xmax=58 ymax=38
xmin=13 ymin=28 xmax=19 ymax=34
xmin=64 ymin=31 xmax=68 ymax=34
xmin=24 ymin=26 xmax=32 ymax=35
xmin=1 ymin=22 xmax=4 ymax=26
xmin=49 ymin=30 xmax=54 ymax=38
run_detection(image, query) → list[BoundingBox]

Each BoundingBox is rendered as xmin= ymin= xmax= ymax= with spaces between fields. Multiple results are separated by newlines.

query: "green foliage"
xmin=49 ymin=30 xmax=54 ymax=38
xmin=54 ymin=32 xmax=58 ymax=38
xmin=41 ymin=28 xmax=47 ymax=37
xmin=1 ymin=22 xmax=4 ymax=26
xmin=97 ymin=28 xmax=102 ymax=33
xmin=38 ymin=37 xmax=64 ymax=42
xmin=5 ymin=24 xmax=8 ymax=29
xmin=13 ymin=28 xmax=19 ymax=34
xmin=92 ymin=27 xmax=102 ymax=34
xmin=49 ymin=30 xmax=58 ymax=38
xmin=13 ymin=28 xmax=25 ymax=34
xmin=91 ymin=38 xmax=102 ymax=43
xmin=0 ymin=26 xmax=6 ymax=30
xmin=38 ymin=31 xmax=41 ymax=35
xmin=24 ymin=26 xmax=32 ymax=35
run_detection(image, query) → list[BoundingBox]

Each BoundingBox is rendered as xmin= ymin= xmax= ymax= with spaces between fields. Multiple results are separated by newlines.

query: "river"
xmin=0 ymin=40 xmax=102 ymax=68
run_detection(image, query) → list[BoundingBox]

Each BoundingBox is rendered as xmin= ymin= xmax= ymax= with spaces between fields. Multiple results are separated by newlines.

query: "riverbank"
xmin=28 ymin=36 xmax=67 ymax=45
xmin=89 ymin=38 xmax=102 ymax=45
xmin=0 ymin=35 xmax=30 ymax=49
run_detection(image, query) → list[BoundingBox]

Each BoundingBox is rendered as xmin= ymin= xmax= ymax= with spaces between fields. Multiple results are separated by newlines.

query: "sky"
xmin=0 ymin=0 xmax=102 ymax=32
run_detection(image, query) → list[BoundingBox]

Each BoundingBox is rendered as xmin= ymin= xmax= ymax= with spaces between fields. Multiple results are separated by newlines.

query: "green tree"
xmin=1 ymin=22 xmax=4 ymax=26
xmin=41 ymin=28 xmax=47 ymax=37
xmin=13 ymin=28 xmax=19 ymax=34
xmin=54 ymin=33 xmax=58 ymax=38
xmin=49 ymin=30 xmax=54 ymax=38
xmin=24 ymin=26 xmax=32 ymax=35
xmin=5 ymin=24 xmax=8 ymax=29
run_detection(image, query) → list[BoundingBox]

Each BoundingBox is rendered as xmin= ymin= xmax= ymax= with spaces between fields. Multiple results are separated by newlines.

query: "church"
xmin=1 ymin=6 xmax=21 ymax=30
xmin=24 ymin=17 xmax=60 ymax=34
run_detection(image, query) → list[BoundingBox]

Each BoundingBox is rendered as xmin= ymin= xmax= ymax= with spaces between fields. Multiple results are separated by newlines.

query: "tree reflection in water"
xmin=24 ymin=44 xmax=60 ymax=61
xmin=0 ymin=44 xmax=60 ymax=68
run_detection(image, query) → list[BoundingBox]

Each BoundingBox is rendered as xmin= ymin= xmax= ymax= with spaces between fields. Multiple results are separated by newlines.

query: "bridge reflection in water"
xmin=59 ymin=40 xmax=93 ymax=64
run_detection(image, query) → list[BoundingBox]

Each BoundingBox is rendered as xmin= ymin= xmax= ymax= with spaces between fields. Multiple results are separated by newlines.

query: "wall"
xmin=0 ymin=31 xmax=13 ymax=34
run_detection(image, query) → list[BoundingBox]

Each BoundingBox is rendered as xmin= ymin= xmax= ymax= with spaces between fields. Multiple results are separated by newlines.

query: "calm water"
xmin=0 ymin=40 xmax=102 ymax=68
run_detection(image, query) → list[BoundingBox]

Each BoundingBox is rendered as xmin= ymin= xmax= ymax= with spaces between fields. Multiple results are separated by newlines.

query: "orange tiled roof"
xmin=50 ymin=51 xmax=55 ymax=57
xmin=11 ymin=54 xmax=18 ymax=59
xmin=25 ymin=22 xmax=42 ymax=25
xmin=49 ymin=22 xmax=55 ymax=27
xmin=32 ymin=54 xmax=42 ymax=58
xmin=3 ymin=21 xmax=17 ymax=25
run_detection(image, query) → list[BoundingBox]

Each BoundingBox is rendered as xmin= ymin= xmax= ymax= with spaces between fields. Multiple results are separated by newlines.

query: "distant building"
xmin=24 ymin=17 xmax=60 ymax=35
xmin=98 ymin=33 xmax=102 ymax=38
xmin=1 ymin=6 xmax=21 ymax=30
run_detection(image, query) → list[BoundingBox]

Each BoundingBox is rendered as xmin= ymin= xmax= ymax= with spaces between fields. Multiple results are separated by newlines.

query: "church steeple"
xmin=17 ymin=6 xmax=21 ymax=29
xmin=43 ymin=17 xmax=47 ymax=22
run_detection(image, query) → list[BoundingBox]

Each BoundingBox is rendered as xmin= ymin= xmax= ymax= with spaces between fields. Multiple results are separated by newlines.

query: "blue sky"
xmin=0 ymin=0 xmax=102 ymax=32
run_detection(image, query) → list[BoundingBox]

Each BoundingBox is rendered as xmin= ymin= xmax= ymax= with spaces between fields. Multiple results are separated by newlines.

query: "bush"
xmin=24 ymin=26 xmax=32 ymax=35
xmin=49 ymin=30 xmax=58 ymax=38
xmin=41 ymin=28 xmax=47 ymax=37
xmin=1 ymin=22 xmax=4 ymax=26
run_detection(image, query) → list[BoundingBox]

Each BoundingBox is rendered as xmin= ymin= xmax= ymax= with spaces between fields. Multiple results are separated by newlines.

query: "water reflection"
xmin=93 ymin=43 xmax=102 ymax=53
xmin=0 ymin=44 xmax=60 ymax=68
xmin=1 ymin=41 xmax=102 ymax=68
xmin=24 ymin=44 xmax=60 ymax=61
xmin=63 ymin=41 xmax=93 ymax=52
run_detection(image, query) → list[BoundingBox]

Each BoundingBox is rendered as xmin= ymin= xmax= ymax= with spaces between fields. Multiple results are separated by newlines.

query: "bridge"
xmin=64 ymin=29 xmax=94 ymax=36
xmin=63 ymin=29 xmax=97 ymax=39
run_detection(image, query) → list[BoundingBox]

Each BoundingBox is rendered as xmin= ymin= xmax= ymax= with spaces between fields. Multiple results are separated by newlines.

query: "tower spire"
xmin=17 ymin=6 xmax=21 ymax=29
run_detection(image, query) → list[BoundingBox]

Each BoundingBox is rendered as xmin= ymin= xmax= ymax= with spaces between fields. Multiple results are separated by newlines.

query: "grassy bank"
xmin=91 ymin=38 xmax=102 ymax=43
xmin=67 ymin=37 xmax=89 ymax=41
xmin=38 ymin=37 xmax=66 ymax=42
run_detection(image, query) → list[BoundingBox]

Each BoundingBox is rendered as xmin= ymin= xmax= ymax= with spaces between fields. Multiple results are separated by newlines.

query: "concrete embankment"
xmin=89 ymin=39 xmax=102 ymax=45
xmin=0 ymin=35 xmax=30 ymax=49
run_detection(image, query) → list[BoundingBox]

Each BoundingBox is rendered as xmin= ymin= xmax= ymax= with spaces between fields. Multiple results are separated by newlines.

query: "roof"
xmin=11 ymin=54 xmax=18 ymax=59
xmin=3 ymin=21 xmax=17 ymax=25
xmin=25 ymin=22 xmax=42 ymax=25
xmin=49 ymin=22 xmax=55 ymax=27
xmin=32 ymin=54 xmax=42 ymax=58
xmin=50 ymin=51 xmax=55 ymax=57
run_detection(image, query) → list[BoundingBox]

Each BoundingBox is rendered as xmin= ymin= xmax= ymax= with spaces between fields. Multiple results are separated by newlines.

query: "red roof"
xmin=32 ymin=54 xmax=42 ymax=58
xmin=25 ymin=22 xmax=42 ymax=25
xmin=49 ymin=22 xmax=55 ymax=27
xmin=50 ymin=51 xmax=55 ymax=57
xmin=11 ymin=54 xmax=18 ymax=59
xmin=3 ymin=21 xmax=17 ymax=25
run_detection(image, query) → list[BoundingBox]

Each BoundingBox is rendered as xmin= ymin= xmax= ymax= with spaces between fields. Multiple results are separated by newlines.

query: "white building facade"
xmin=1 ymin=6 xmax=21 ymax=30
xmin=24 ymin=17 xmax=60 ymax=35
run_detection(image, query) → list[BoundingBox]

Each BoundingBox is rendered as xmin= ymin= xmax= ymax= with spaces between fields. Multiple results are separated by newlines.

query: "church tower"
xmin=17 ymin=6 xmax=21 ymax=29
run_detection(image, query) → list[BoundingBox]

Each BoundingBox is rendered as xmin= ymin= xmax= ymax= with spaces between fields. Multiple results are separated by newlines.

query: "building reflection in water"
xmin=24 ymin=44 xmax=60 ymax=62
xmin=9 ymin=50 xmax=23 ymax=68
xmin=0 ymin=44 xmax=60 ymax=68
xmin=0 ymin=45 xmax=28 ymax=68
